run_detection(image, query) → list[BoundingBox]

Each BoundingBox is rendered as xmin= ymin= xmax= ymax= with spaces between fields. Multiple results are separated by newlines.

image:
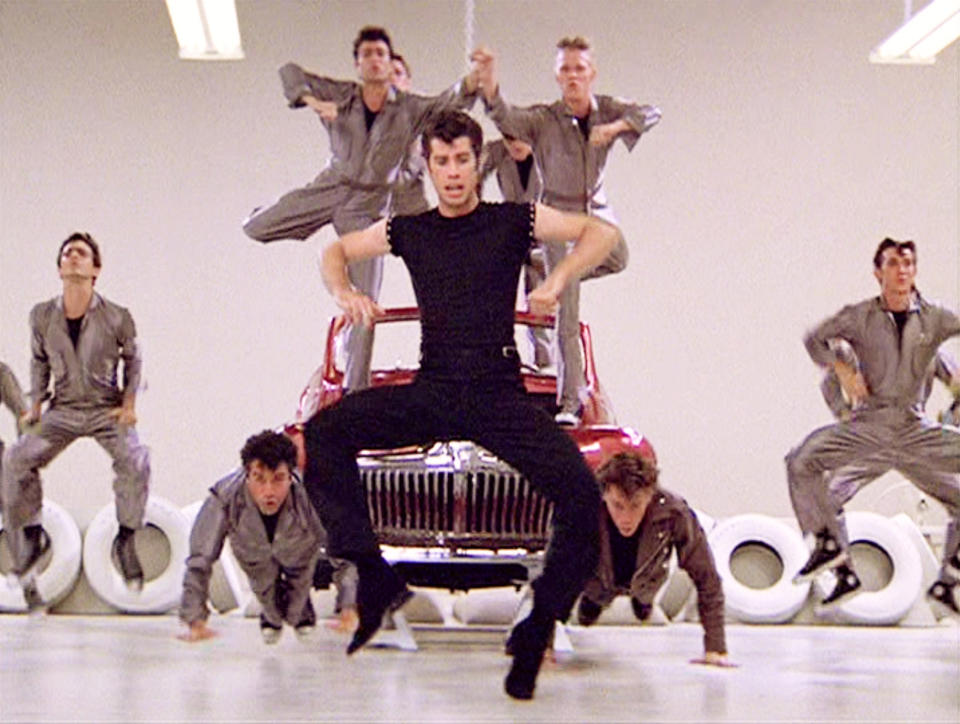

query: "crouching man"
xmin=178 ymin=430 xmax=325 ymax=644
xmin=577 ymin=452 xmax=734 ymax=667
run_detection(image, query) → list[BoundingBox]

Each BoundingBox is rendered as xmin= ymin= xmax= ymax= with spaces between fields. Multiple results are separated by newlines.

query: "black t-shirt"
xmin=363 ymin=105 xmax=379 ymax=133
xmin=515 ymin=155 xmax=534 ymax=193
xmin=607 ymin=514 xmax=642 ymax=588
xmin=260 ymin=511 xmax=279 ymax=543
xmin=891 ymin=310 xmax=909 ymax=343
xmin=67 ymin=316 xmax=84 ymax=348
xmin=575 ymin=115 xmax=590 ymax=142
xmin=388 ymin=202 xmax=534 ymax=350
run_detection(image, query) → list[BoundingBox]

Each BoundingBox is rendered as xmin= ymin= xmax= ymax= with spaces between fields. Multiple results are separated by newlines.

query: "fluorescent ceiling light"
xmin=165 ymin=0 xmax=244 ymax=60
xmin=870 ymin=0 xmax=960 ymax=63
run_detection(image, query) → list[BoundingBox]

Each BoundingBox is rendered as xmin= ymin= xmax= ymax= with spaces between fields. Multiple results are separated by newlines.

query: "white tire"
xmin=0 ymin=499 xmax=82 ymax=611
xmin=822 ymin=511 xmax=922 ymax=625
xmin=83 ymin=496 xmax=188 ymax=613
xmin=708 ymin=513 xmax=811 ymax=623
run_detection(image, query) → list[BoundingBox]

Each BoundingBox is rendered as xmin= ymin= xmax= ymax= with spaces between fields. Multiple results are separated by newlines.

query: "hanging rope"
xmin=464 ymin=0 xmax=475 ymax=71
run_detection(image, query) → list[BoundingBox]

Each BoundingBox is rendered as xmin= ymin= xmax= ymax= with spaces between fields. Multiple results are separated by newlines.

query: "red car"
xmin=295 ymin=308 xmax=655 ymax=588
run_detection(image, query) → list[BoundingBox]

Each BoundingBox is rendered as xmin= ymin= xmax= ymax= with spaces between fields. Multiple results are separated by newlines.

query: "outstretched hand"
xmin=469 ymin=46 xmax=497 ymax=98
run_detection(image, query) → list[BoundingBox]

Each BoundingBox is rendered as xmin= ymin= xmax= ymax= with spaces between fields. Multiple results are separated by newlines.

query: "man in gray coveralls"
xmin=242 ymin=26 xmax=482 ymax=392
xmin=0 ymin=361 xmax=27 ymax=512
xmin=473 ymin=37 xmax=661 ymax=424
xmin=179 ymin=430 xmax=326 ymax=644
xmin=480 ymin=135 xmax=551 ymax=368
xmin=2 ymin=232 xmax=149 ymax=607
xmin=787 ymin=239 xmax=960 ymax=617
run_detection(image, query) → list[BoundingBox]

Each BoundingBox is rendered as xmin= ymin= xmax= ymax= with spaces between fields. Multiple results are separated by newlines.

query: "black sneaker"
xmin=793 ymin=531 xmax=847 ymax=583
xmin=504 ymin=610 xmax=553 ymax=700
xmin=576 ymin=597 xmax=603 ymax=627
xmin=14 ymin=525 xmax=51 ymax=579
xmin=819 ymin=566 xmax=862 ymax=608
xmin=945 ymin=552 xmax=960 ymax=581
xmin=926 ymin=580 xmax=960 ymax=619
xmin=630 ymin=598 xmax=652 ymax=622
xmin=113 ymin=527 xmax=144 ymax=592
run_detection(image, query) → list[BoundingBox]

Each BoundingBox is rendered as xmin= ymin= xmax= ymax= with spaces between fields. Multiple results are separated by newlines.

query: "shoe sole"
xmin=926 ymin=593 xmax=960 ymax=620
xmin=792 ymin=552 xmax=849 ymax=584
xmin=817 ymin=585 xmax=862 ymax=610
xmin=346 ymin=586 xmax=414 ymax=655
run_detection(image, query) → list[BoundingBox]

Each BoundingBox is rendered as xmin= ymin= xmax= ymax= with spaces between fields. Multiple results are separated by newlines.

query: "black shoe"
xmin=630 ymin=598 xmax=652 ymax=622
xmin=113 ymin=527 xmax=144 ymax=592
xmin=504 ymin=611 xmax=553 ymax=700
xmin=926 ymin=580 xmax=960 ymax=619
xmin=819 ymin=566 xmax=862 ymax=608
xmin=794 ymin=531 xmax=847 ymax=583
xmin=21 ymin=578 xmax=46 ymax=614
xmin=576 ymin=597 xmax=603 ymax=627
xmin=945 ymin=552 xmax=960 ymax=581
xmin=346 ymin=559 xmax=412 ymax=655
xmin=14 ymin=525 xmax=51 ymax=579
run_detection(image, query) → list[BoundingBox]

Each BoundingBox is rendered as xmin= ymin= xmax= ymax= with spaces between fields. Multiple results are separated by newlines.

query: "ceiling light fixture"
xmin=165 ymin=0 xmax=244 ymax=61
xmin=870 ymin=0 xmax=960 ymax=64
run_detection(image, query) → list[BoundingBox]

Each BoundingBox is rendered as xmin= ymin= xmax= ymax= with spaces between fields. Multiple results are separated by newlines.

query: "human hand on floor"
xmin=177 ymin=620 xmax=217 ymax=643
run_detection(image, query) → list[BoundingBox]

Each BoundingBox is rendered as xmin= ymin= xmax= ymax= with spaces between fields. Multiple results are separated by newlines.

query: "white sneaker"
xmin=294 ymin=624 xmax=315 ymax=642
xmin=555 ymin=411 xmax=580 ymax=427
xmin=260 ymin=625 xmax=282 ymax=645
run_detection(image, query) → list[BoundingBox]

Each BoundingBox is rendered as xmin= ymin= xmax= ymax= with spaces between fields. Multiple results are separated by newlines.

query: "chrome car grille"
xmin=358 ymin=442 xmax=553 ymax=550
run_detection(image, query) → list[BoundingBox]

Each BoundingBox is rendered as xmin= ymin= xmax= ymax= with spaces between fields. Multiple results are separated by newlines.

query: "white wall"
xmin=1 ymin=0 xmax=957 ymax=529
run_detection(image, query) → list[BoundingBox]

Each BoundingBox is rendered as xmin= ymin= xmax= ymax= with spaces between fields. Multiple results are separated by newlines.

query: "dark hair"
xmin=873 ymin=237 xmax=917 ymax=269
xmin=57 ymin=232 xmax=102 ymax=269
xmin=596 ymin=452 xmax=659 ymax=497
xmin=391 ymin=52 xmax=410 ymax=76
xmin=556 ymin=35 xmax=592 ymax=52
xmin=241 ymin=430 xmax=297 ymax=472
xmin=353 ymin=26 xmax=393 ymax=60
xmin=421 ymin=110 xmax=483 ymax=163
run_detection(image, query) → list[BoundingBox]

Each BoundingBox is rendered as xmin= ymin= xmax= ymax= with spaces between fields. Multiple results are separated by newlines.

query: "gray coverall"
xmin=390 ymin=142 xmax=430 ymax=216
xmin=485 ymin=92 xmax=661 ymax=413
xmin=819 ymin=348 xmax=959 ymax=540
xmin=786 ymin=293 xmax=960 ymax=583
xmin=479 ymin=139 xmax=550 ymax=367
xmin=243 ymin=65 xmax=478 ymax=390
xmin=180 ymin=468 xmax=327 ymax=628
xmin=0 ymin=361 xmax=27 ymax=513
xmin=1 ymin=294 xmax=150 ymax=551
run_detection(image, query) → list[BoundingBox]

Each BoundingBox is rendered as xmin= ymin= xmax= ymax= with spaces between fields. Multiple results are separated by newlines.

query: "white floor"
xmin=1 ymin=615 xmax=958 ymax=722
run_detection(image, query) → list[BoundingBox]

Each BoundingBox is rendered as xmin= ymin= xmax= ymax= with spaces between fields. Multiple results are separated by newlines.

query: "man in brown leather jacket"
xmin=578 ymin=452 xmax=732 ymax=666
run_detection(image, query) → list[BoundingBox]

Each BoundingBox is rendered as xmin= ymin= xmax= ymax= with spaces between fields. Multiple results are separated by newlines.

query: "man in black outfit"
xmin=303 ymin=109 xmax=621 ymax=700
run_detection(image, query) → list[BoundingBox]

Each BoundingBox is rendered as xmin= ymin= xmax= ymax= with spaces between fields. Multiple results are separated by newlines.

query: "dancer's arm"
xmin=320 ymin=220 xmax=390 ymax=328
xmin=527 ymin=204 xmax=620 ymax=315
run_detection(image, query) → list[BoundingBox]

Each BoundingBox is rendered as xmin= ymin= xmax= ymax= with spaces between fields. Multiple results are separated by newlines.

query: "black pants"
xmin=302 ymin=357 xmax=600 ymax=619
